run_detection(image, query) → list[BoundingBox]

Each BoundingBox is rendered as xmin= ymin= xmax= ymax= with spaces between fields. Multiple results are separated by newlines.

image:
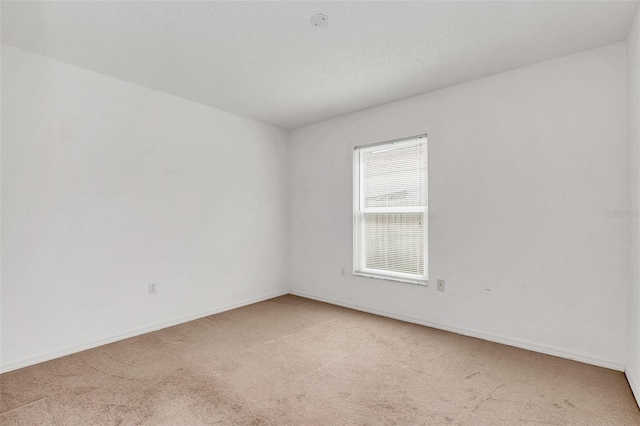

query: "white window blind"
xmin=354 ymin=135 xmax=428 ymax=284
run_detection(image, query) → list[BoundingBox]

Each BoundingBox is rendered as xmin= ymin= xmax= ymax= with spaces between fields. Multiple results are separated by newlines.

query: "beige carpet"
xmin=1 ymin=295 xmax=638 ymax=425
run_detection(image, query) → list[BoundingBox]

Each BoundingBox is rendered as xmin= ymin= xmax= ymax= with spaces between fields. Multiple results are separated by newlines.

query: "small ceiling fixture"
xmin=311 ymin=14 xmax=328 ymax=28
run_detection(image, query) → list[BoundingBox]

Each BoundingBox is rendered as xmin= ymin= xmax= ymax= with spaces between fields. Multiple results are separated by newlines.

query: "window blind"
xmin=362 ymin=142 xmax=428 ymax=209
xmin=354 ymin=136 xmax=428 ymax=284
xmin=364 ymin=213 xmax=424 ymax=275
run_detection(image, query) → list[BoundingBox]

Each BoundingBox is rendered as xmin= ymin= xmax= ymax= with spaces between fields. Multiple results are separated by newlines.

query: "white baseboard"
xmin=0 ymin=290 xmax=288 ymax=374
xmin=627 ymin=366 xmax=640 ymax=409
xmin=290 ymin=290 xmax=626 ymax=372
xmin=3 ymin=290 xmax=625 ymax=375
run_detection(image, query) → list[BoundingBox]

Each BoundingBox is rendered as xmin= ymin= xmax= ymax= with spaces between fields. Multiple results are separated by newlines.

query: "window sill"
xmin=353 ymin=271 xmax=428 ymax=286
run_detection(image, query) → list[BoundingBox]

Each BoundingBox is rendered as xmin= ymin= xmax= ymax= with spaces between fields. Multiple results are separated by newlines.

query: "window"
xmin=353 ymin=135 xmax=428 ymax=285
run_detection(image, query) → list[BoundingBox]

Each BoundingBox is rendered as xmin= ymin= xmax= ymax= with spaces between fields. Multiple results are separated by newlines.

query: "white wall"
xmin=1 ymin=38 xmax=633 ymax=378
xmin=289 ymin=43 xmax=629 ymax=370
xmin=0 ymin=45 xmax=289 ymax=372
xmin=627 ymin=6 xmax=640 ymax=406
xmin=0 ymin=10 xmax=3 ymax=372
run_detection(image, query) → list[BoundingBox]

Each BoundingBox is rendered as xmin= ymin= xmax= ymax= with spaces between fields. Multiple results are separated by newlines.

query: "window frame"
xmin=353 ymin=134 xmax=429 ymax=286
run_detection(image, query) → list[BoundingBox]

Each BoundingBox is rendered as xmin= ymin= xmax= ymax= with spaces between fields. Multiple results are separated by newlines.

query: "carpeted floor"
xmin=1 ymin=295 xmax=639 ymax=425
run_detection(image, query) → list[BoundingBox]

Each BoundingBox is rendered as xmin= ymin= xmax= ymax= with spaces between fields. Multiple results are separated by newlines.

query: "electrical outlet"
xmin=149 ymin=282 xmax=157 ymax=294
xmin=341 ymin=268 xmax=346 ymax=278
xmin=437 ymin=279 xmax=445 ymax=292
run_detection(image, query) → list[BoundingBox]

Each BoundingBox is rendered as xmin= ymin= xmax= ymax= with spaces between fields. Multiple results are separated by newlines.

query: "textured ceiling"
xmin=2 ymin=1 xmax=638 ymax=130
